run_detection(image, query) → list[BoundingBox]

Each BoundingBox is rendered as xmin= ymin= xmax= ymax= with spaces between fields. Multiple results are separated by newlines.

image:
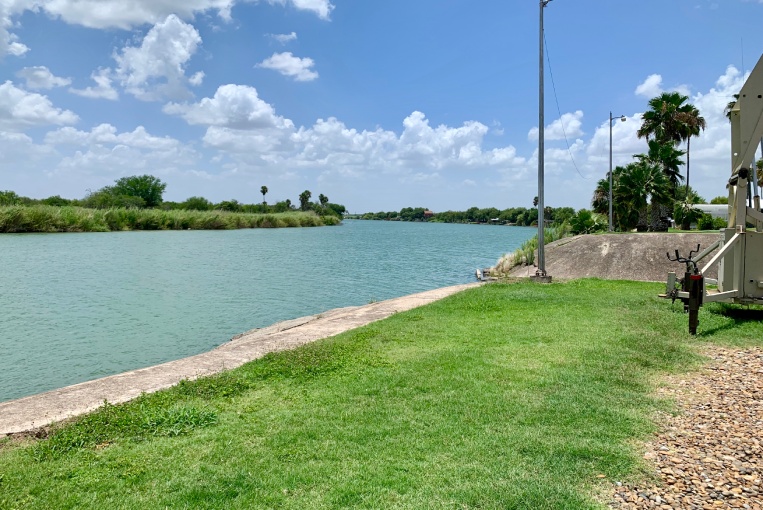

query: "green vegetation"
xmin=0 ymin=206 xmax=338 ymax=233
xmin=492 ymin=222 xmax=573 ymax=274
xmin=592 ymin=92 xmax=708 ymax=232
xmin=0 ymin=175 xmax=346 ymax=233
xmin=1 ymin=279 xmax=759 ymax=509
xmin=360 ymin=205 xmax=576 ymax=227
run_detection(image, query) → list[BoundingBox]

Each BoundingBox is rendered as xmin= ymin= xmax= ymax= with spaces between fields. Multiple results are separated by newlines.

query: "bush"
xmin=569 ymin=209 xmax=606 ymax=235
xmin=697 ymin=214 xmax=714 ymax=230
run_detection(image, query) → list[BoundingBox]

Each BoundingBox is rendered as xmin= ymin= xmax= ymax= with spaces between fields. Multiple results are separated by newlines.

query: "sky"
xmin=1 ymin=0 xmax=763 ymax=213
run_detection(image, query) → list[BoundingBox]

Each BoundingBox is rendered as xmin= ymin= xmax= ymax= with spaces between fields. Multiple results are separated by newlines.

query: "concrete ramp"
xmin=509 ymin=233 xmax=719 ymax=282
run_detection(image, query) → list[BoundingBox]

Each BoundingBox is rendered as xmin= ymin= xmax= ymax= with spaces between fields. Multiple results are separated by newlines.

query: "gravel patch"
xmin=610 ymin=347 xmax=763 ymax=509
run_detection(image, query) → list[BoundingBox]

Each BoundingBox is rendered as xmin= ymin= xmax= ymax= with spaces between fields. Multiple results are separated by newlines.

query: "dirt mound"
xmin=508 ymin=233 xmax=720 ymax=282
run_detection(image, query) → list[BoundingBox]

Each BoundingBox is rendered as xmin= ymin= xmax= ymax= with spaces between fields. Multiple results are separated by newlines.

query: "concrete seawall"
xmin=0 ymin=283 xmax=480 ymax=436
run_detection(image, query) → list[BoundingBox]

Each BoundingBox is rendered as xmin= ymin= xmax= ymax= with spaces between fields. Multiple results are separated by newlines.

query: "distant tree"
xmin=0 ymin=190 xmax=21 ymax=206
xmin=299 ymin=190 xmax=312 ymax=211
xmin=216 ymin=199 xmax=242 ymax=212
xmin=111 ymin=175 xmax=167 ymax=208
xmin=41 ymin=195 xmax=72 ymax=207
xmin=710 ymin=196 xmax=728 ymax=205
xmin=82 ymin=188 xmax=146 ymax=209
xmin=260 ymin=186 xmax=268 ymax=205
xmin=182 ymin=196 xmax=213 ymax=211
xmin=318 ymin=193 xmax=329 ymax=207
xmin=551 ymin=207 xmax=575 ymax=225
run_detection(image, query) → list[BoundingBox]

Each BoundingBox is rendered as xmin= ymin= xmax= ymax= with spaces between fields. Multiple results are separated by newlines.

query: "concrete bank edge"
xmin=1 ymin=282 xmax=481 ymax=436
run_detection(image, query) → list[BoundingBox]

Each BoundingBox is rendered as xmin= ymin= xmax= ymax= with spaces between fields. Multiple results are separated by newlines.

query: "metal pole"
xmin=608 ymin=111 xmax=613 ymax=232
xmin=536 ymin=0 xmax=548 ymax=277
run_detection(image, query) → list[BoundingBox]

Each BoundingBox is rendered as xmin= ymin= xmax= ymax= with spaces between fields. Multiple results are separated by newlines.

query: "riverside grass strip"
xmin=0 ymin=205 xmax=339 ymax=233
xmin=1 ymin=280 xmax=762 ymax=509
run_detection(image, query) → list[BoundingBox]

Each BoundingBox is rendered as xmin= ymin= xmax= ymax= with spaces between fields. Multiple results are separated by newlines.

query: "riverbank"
xmin=0 ymin=283 xmax=479 ymax=435
xmin=1 ymin=279 xmax=761 ymax=509
xmin=0 ymin=205 xmax=339 ymax=232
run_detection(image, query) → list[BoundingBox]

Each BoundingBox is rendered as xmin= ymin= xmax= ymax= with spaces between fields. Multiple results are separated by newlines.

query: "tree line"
xmin=358 ymin=205 xmax=576 ymax=227
xmin=0 ymin=175 xmax=346 ymax=219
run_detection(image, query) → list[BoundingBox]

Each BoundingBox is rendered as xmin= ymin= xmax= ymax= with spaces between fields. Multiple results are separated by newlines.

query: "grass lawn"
xmin=1 ymin=279 xmax=761 ymax=509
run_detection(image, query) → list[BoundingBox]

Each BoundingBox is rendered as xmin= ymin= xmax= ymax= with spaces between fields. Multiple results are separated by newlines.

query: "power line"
xmin=543 ymin=31 xmax=587 ymax=179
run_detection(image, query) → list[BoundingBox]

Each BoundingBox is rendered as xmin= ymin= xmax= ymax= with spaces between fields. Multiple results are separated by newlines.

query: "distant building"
xmin=423 ymin=210 xmax=434 ymax=219
xmin=695 ymin=204 xmax=728 ymax=221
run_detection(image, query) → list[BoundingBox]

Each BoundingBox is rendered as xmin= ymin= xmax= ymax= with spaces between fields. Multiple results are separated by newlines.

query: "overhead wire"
xmin=543 ymin=31 xmax=587 ymax=179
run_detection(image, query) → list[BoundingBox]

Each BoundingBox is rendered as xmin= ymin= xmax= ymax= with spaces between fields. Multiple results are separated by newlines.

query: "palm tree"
xmin=638 ymin=92 xmax=704 ymax=202
xmin=676 ymin=106 xmax=706 ymax=200
xmin=637 ymin=92 xmax=691 ymax=143
xmin=260 ymin=185 xmax=268 ymax=205
xmin=617 ymin=160 xmax=672 ymax=231
xmin=635 ymin=140 xmax=684 ymax=230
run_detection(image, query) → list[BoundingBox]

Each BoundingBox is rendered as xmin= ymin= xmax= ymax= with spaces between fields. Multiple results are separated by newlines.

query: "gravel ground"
xmin=610 ymin=347 xmax=763 ymax=509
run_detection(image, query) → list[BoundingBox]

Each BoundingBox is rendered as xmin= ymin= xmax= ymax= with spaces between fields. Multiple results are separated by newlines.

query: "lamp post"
xmin=608 ymin=112 xmax=626 ymax=232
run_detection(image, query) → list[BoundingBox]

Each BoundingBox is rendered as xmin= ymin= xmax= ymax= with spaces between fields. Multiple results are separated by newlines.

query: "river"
xmin=0 ymin=220 xmax=534 ymax=402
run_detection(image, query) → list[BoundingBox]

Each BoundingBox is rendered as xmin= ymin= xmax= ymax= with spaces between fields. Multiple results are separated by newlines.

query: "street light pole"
xmin=535 ymin=0 xmax=552 ymax=280
xmin=608 ymin=112 xmax=626 ymax=232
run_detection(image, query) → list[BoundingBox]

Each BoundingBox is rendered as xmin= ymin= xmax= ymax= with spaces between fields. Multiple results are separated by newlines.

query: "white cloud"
xmin=528 ymin=110 xmax=584 ymax=142
xmin=69 ymin=68 xmax=119 ymax=100
xmin=0 ymin=81 xmax=79 ymax=131
xmin=43 ymin=124 xmax=200 ymax=185
xmin=0 ymin=0 xmax=32 ymax=57
xmin=635 ymin=74 xmax=663 ymax=98
xmin=113 ymin=14 xmax=202 ymax=101
xmin=38 ymin=0 xmax=237 ymax=29
xmin=16 ymin=66 xmax=72 ymax=90
xmin=164 ymin=84 xmax=294 ymax=130
xmin=265 ymin=0 xmax=334 ymax=20
xmin=635 ymin=73 xmax=691 ymax=99
xmin=256 ymin=52 xmax=318 ymax=82
xmin=189 ymin=71 xmax=205 ymax=86
xmin=45 ymin=124 xmax=182 ymax=151
xmin=269 ymin=31 xmax=297 ymax=44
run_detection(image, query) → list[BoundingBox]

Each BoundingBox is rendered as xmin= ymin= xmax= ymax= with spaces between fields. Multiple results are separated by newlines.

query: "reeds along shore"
xmin=0 ymin=205 xmax=341 ymax=233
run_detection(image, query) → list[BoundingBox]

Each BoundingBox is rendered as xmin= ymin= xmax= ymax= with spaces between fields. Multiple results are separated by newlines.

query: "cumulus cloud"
xmin=42 ymin=124 xmax=200 ymax=184
xmin=265 ymin=0 xmax=334 ymax=20
xmin=16 ymin=66 xmax=72 ymax=90
xmin=0 ymin=1 xmax=32 ymax=57
xmin=164 ymin=84 xmax=294 ymax=130
xmin=112 ymin=14 xmax=202 ymax=101
xmin=635 ymin=74 xmax=663 ymax=98
xmin=256 ymin=52 xmax=318 ymax=81
xmin=45 ymin=124 xmax=182 ymax=151
xmin=0 ymin=81 xmax=79 ymax=131
xmin=69 ymin=68 xmax=119 ymax=100
xmin=635 ymin=73 xmax=691 ymax=98
xmin=37 ymin=0 xmax=237 ymax=30
xmin=528 ymin=111 xmax=584 ymax=142
xmin=269 ymin=31 xmax=297 ymax=44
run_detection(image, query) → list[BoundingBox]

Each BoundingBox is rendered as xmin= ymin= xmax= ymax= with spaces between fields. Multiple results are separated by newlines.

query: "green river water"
xmin=0 ymin=220 xmax=534 ymax=402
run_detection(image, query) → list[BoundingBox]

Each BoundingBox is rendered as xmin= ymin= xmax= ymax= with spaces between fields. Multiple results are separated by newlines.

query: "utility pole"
xmin=533 ymin=0 xmax=552 ymax=283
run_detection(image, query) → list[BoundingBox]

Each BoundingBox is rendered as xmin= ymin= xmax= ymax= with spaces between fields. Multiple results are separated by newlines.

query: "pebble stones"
xmin=610 ymin=347 xmax=762 ymax=510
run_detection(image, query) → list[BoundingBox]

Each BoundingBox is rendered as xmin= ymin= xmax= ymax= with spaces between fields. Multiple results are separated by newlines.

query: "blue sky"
xmin=1 ymin=0 xmax=762 ymax=213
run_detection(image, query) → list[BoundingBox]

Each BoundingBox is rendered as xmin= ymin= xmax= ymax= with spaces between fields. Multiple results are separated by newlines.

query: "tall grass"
xmin=0 ymin=205 xmax=339 ymax=233
xmin=491 ymin=222 xmax=571 ymax=275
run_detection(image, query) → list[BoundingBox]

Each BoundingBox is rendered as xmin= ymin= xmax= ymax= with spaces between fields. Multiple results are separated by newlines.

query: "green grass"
xmin=0 ymin=205 xmax=340 ymax=233
xmin=1 ymin=279 xmax=761 ymax=509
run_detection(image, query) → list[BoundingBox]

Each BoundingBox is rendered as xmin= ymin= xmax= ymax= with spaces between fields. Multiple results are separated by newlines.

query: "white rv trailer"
xmin=665 ymin=53 xmax=763 ymax=334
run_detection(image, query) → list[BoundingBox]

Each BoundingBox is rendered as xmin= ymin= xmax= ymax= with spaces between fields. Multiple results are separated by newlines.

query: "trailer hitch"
xmin=666 ymin=244 xmax=704 ymax=335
